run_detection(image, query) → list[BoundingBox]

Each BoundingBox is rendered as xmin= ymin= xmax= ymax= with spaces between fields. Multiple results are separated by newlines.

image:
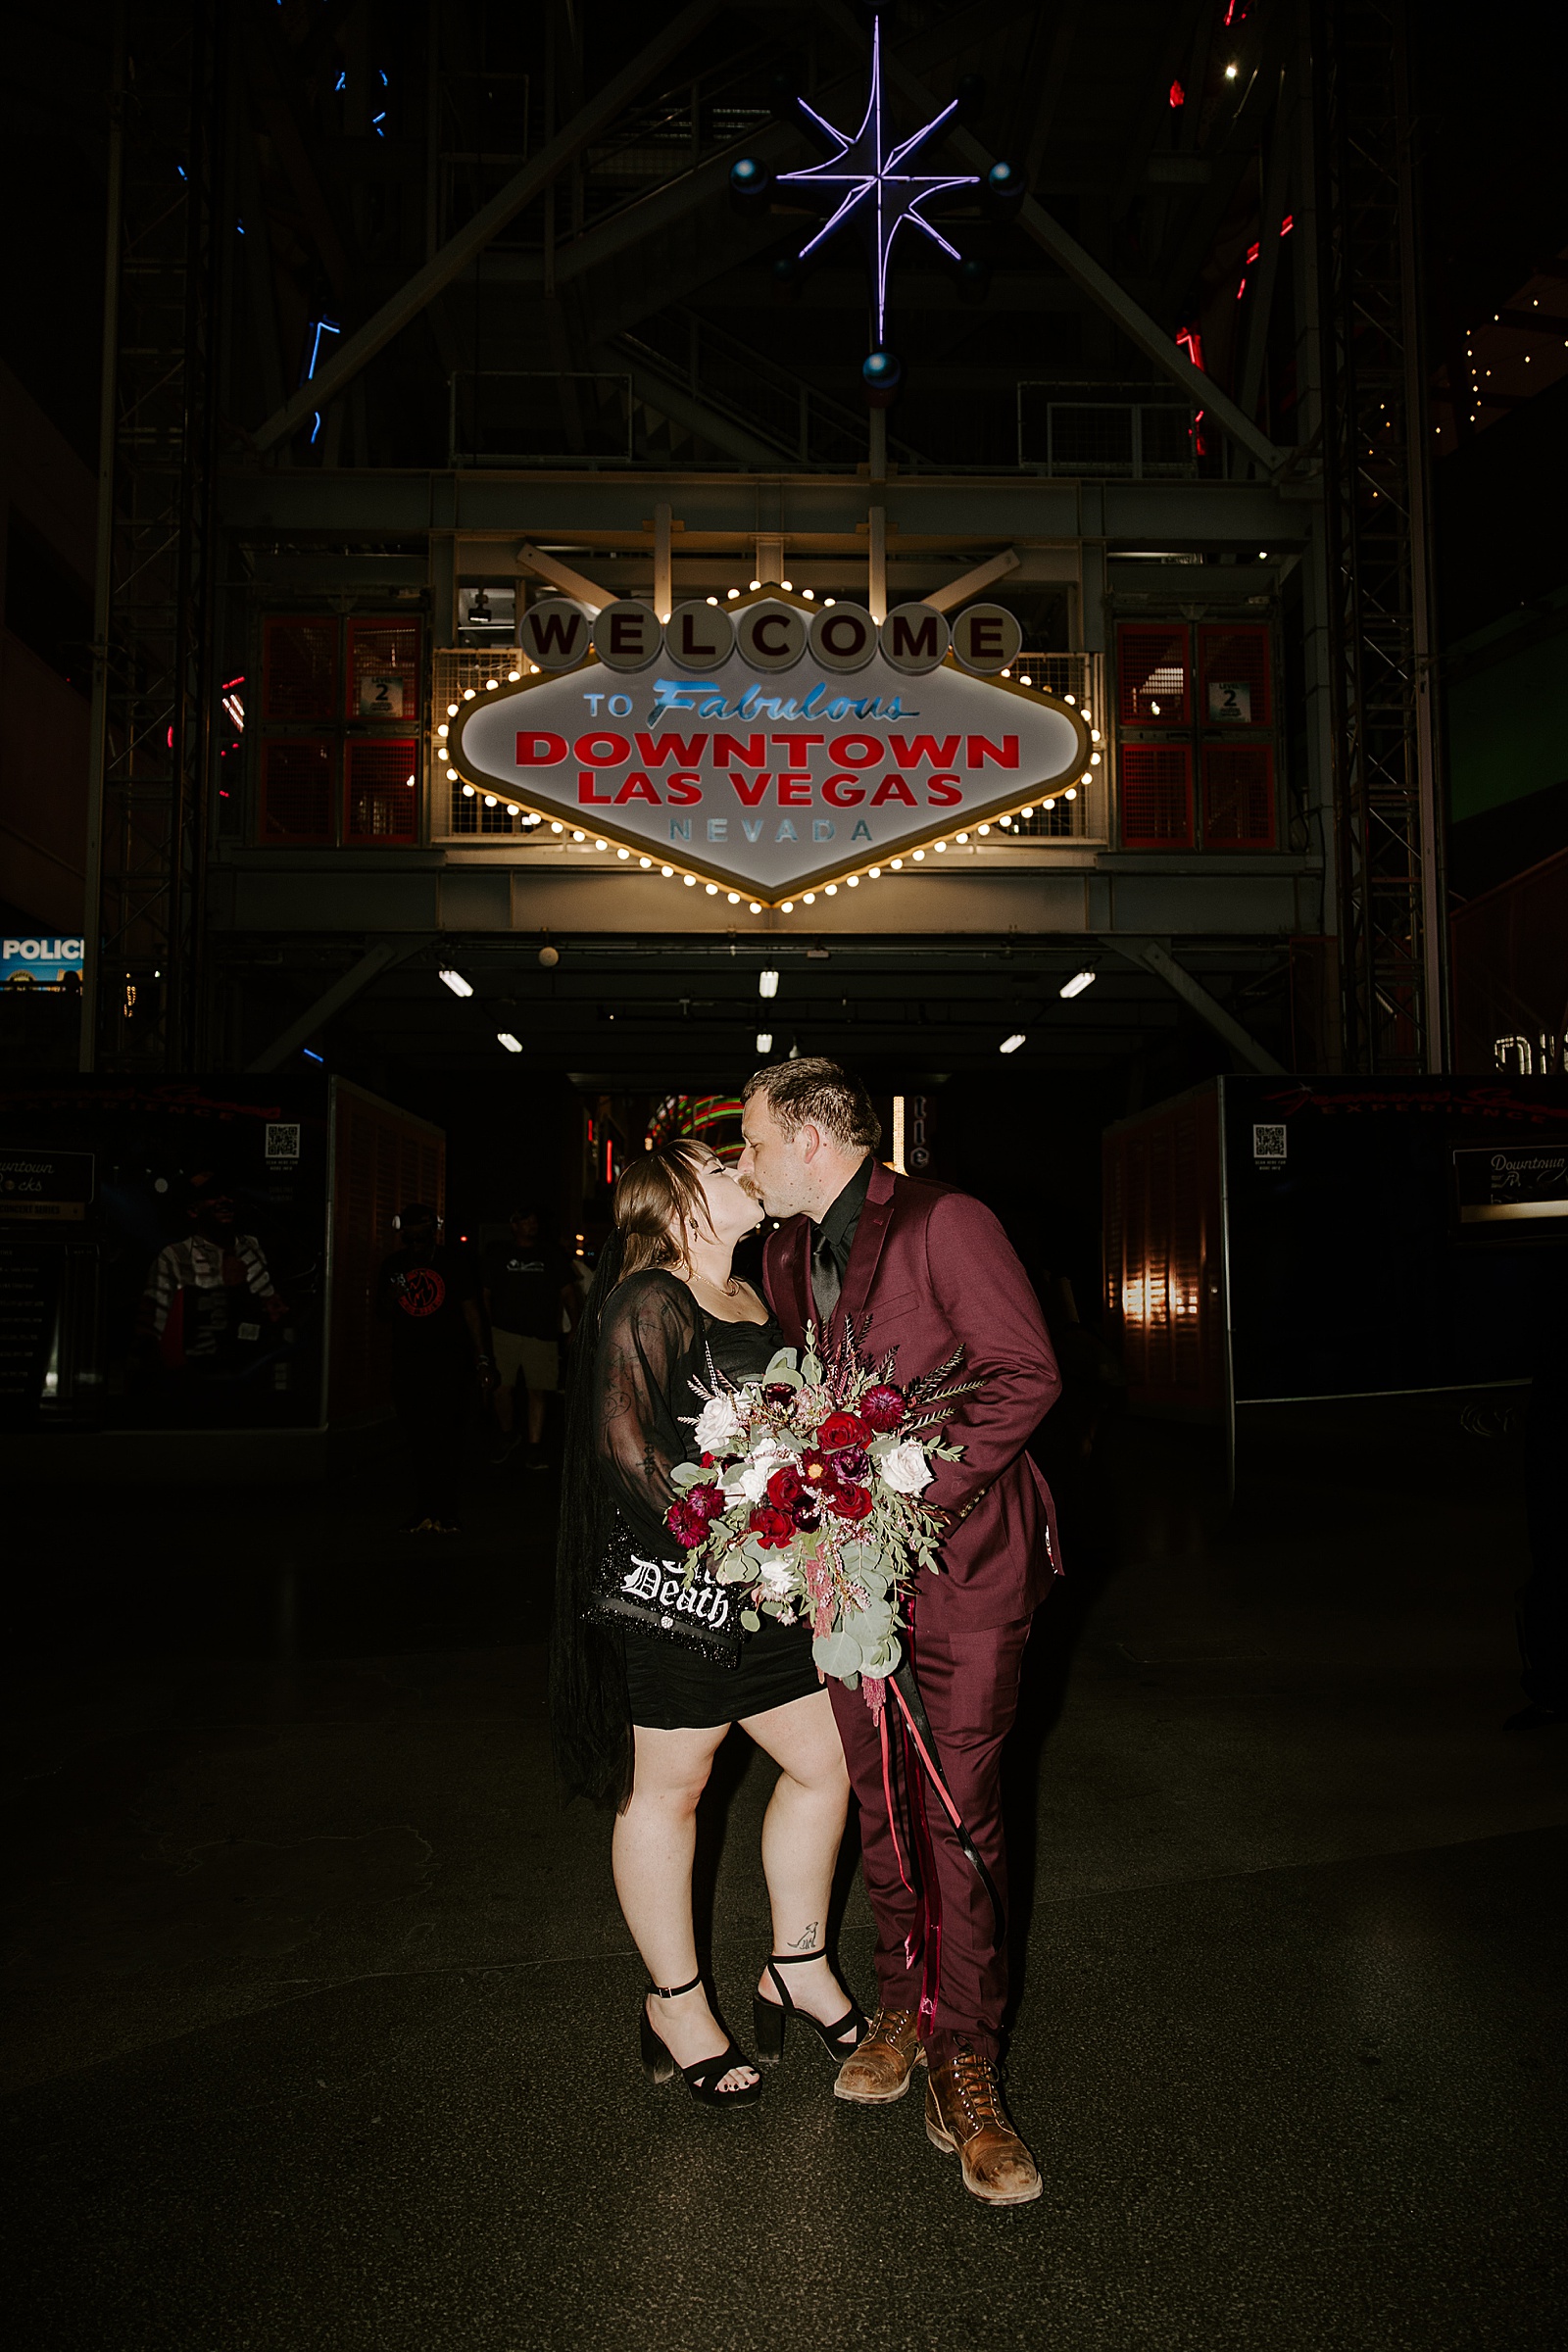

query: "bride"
xmin=551 ymin=1137 xmax=865 ymax=2105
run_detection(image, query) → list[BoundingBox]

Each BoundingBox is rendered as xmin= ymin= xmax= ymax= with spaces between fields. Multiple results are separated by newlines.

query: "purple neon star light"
xmin=778 ymin=17 xmax=978 ymax=341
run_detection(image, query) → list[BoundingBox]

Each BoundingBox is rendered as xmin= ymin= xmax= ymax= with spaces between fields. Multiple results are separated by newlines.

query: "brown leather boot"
xmin=924 ymin=2044 xmax=1043 ymax=2205
xmin=832 ymin=2006 xmax=925 ymax=2104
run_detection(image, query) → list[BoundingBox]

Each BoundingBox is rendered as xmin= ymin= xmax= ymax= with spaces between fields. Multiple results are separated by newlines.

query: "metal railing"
xmin=1016 ymin=390 xmax=1199 ymax=478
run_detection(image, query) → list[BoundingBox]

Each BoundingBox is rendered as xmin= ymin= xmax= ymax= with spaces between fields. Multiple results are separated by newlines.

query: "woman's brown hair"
xmin=610 ymin=1137 xmax=712 ymax=1285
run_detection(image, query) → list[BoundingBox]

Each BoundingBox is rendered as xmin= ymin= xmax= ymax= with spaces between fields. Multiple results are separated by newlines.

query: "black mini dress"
xmin=592 ymin=1269 xmax=822 ymax=1732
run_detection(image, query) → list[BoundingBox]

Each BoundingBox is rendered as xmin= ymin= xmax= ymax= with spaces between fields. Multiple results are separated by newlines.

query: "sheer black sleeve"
xmin=593 ymin=1270 xmax=703 ymax=1547
xmin=550 ymin=1252 xmax=701 ymax=1812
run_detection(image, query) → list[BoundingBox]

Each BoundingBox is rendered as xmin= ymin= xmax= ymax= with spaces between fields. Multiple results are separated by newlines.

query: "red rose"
xmin=789 ymin=1494 xmax=822 ymax=1530
xmin=688 ymin=1482 xmax=726 ymax=1523
xmin=700 ymin=1452 xmax=713 ymax=1468
xmin=829 ymin=1481 xmax=874 ymax=1523
xmin=665 ymin=1497 xmax=707 ymax=1549
xmin=860 ymin=1384 xmax=906 ymax=1433
xmin=766 ymin=1464 xmax=805 ymax=1509
xmin=748 ymin=1503 xmax=794 ymax=1549
xmin=818 ymin=1411 xmax=870 ymax=1452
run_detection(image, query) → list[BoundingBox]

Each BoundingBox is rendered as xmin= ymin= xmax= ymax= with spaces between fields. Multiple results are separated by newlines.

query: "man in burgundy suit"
xmin=738 ymin=1058 xmax=1061 ymax=2207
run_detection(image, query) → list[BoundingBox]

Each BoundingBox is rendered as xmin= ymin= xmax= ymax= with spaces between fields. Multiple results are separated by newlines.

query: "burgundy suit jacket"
xmin=761 ymin=1159 xmax=1062 ymax=1633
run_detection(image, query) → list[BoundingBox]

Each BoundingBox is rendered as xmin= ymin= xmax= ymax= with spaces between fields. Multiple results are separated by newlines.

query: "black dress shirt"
xmin=809 ymin=1154 xmax=873 ymax=1323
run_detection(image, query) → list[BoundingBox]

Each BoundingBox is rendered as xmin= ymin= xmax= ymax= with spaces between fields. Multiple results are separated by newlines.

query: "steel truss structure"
xmin=1314 ymin=0 xmax=1445 ymax=1073
xmin=80 ymin=0 xmax=225 ymax=1071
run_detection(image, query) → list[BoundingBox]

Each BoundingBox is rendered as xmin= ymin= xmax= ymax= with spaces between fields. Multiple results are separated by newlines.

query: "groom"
xmin=738 ymin=1058 xmax=1061 ymax=2207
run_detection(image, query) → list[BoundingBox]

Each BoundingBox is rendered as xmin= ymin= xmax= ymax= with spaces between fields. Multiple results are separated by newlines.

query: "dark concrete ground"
xmin=3 ymin=1397 xmax=1566 ymax=2351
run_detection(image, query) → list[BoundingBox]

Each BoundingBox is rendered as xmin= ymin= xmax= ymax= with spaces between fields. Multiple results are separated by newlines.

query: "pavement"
xmin=3 ymin=1399 xmax=1565 ymax=2351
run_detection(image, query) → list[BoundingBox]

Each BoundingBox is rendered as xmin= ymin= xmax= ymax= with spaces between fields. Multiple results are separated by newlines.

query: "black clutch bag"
xmin=588 ymin=1513 xmax=743 ymax=1667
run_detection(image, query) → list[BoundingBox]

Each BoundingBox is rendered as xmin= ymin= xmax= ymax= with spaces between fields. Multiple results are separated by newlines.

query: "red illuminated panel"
xmin=1198 ymin=622 xmax=1272 ymax=726
xmin=1116 ymin=622 xmax=1190 ymax=725
xmin=260 ymin=739 xmax=333 ymax=843
xmin=1202 ymin=744 xmax=1276 ymax=848
xmin=1120 ymin=743 xmax=1194 ymax=849
xmin=344 ymin=740 xmax=418 ymax=844
xmin=263 ymin=619 xmax=338 ymax=724
xmin=348 ymin=618 xmax=421 ymax=723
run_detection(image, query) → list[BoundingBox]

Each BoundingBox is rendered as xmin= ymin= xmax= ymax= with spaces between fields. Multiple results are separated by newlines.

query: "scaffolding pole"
xmin=80 ymin=0 xmax=225 ymax=1072
xmin=1314 ymin=0 xmax=1446 ymax=1072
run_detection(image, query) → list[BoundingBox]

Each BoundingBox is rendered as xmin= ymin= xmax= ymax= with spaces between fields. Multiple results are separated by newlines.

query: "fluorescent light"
xmin=756 ymin=1031 xmax=773 ymax=1053
xmin=497 ymin=1032 xmax=523 ymax=1054
xmin=438 ymin=969 xmax=473 ymax=999
xmin=1000 ymin=1033 xmax=1026 ymax=1054
xmin=1059 ymin=970 xmax=1097 ymax=1000
xmin=759 ymin=968 xmax=779 ymax=999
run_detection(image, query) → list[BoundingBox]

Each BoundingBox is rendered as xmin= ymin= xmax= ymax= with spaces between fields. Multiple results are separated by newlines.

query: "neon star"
xmin=778 ymin=18 xmax=978 ymax=341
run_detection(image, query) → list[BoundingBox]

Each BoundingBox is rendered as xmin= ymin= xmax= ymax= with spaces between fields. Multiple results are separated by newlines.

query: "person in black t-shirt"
xmin=375 ymin=1202 xmax=492 ymax=1532
xmin=481 ymin=1204 xmax=578 ymax=1467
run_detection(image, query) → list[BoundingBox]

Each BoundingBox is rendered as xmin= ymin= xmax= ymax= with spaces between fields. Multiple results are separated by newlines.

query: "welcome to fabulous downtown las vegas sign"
xmin=446 ymin=589 xmax=1092 ymax=909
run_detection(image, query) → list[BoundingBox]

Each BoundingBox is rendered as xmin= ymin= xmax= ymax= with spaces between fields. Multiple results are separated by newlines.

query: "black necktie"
xmin=810 ymin=1227 xmax=841 ymax=1328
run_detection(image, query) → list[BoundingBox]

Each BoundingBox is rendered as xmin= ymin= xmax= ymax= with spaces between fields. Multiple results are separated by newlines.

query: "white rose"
xmin=878 ymin=1441 xmax=933 ymax=1495
xmin=723 ymin=1437 xmax=785 ymax=1505
xmin=758 ymin=1558 xmax=796 ymax=1600
xmin=694 ymin=1395 xmax=744 ymax=1454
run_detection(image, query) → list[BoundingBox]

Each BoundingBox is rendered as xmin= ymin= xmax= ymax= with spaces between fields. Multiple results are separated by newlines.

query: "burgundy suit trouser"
xmin=830 ymin=1607 xmax=1032 ymax=2061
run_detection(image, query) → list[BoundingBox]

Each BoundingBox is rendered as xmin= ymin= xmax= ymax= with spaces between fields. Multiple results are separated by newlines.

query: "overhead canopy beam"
xmin=248 ymin=0 xmax=724 ymax=455
xmin=1105 ymin=937 xmax=1287 ymax=1074
xmin=246 ymin=939 xmax=427 ymax=1072
xmin=514 ymin=544 xmax=615 ymax=611
xmin=827 ymin=1 xmax=1287 ymax=476
xmin=923 ymin=548 xmax=1021 ymax=612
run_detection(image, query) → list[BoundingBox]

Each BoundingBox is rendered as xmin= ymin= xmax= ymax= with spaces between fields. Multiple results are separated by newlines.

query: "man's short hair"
xmin=743 ymin=1057 xmax=882 ymax=1151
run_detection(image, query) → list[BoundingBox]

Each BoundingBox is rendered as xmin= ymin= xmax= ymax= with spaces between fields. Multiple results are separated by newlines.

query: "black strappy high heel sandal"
xmin=639 ymin=1972 xmax=762 ymax=2108
xmin=752 ymin=1952 xmax=867 ymax=2068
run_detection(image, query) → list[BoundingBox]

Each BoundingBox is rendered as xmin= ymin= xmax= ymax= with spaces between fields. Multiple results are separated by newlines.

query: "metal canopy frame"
xmin=1314 ymin=0 xmax=1446 ymax=1073
xmin=80 ymin=0 xmax=225 ymax=1073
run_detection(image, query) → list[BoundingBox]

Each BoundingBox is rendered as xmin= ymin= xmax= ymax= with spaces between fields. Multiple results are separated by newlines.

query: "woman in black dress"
xmin=553 ymin=1139 xmax=863 ymax=2105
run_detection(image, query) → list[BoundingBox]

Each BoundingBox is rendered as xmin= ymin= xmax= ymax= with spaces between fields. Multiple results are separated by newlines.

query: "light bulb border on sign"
xmin=448 ymin=587 xmax=1091 ymax=910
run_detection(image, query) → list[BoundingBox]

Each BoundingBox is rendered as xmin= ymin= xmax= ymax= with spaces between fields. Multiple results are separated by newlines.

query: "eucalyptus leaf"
xmin=740 ymin=1608 xmax=761 ymax=1633
xmin=669 ymin=1462 xmax=706 ymax=1489
xmin=762 ymin=1349 xmax=803 ymax=1387
xmin=860 ymin=1632 xmax=904 ymax=1677
xmin=811 ymin=1629 xmax=863 ymax=1679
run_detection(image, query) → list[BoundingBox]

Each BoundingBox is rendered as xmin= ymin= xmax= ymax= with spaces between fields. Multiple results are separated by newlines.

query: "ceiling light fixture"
xmin=438 ymin=970 xmax=473 ymax=999
xmin=1000 ymin=1033 xmax=1026 ymax=1054
xmin=1059 ymin=970 xmax=1097 ymax=1000
xmin=759 ymin=968 xmax=779 ymax=999
xmin=497 ymin=1032 xmax=523 ymax=1054
xmin=756 ymin=1030 xmax=773 ymax=1054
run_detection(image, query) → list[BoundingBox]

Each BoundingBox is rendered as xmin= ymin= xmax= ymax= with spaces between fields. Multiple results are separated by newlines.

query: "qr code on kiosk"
xmin=266 ymin=1123 xmax=301 ymax=1163
xmin=1252 ymin=1124 xmax=1287 ymax=1163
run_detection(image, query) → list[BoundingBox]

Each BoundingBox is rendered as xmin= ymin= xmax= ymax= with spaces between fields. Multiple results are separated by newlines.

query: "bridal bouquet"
xmin=663 ymin=1322 xmax=976 ymax=1702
